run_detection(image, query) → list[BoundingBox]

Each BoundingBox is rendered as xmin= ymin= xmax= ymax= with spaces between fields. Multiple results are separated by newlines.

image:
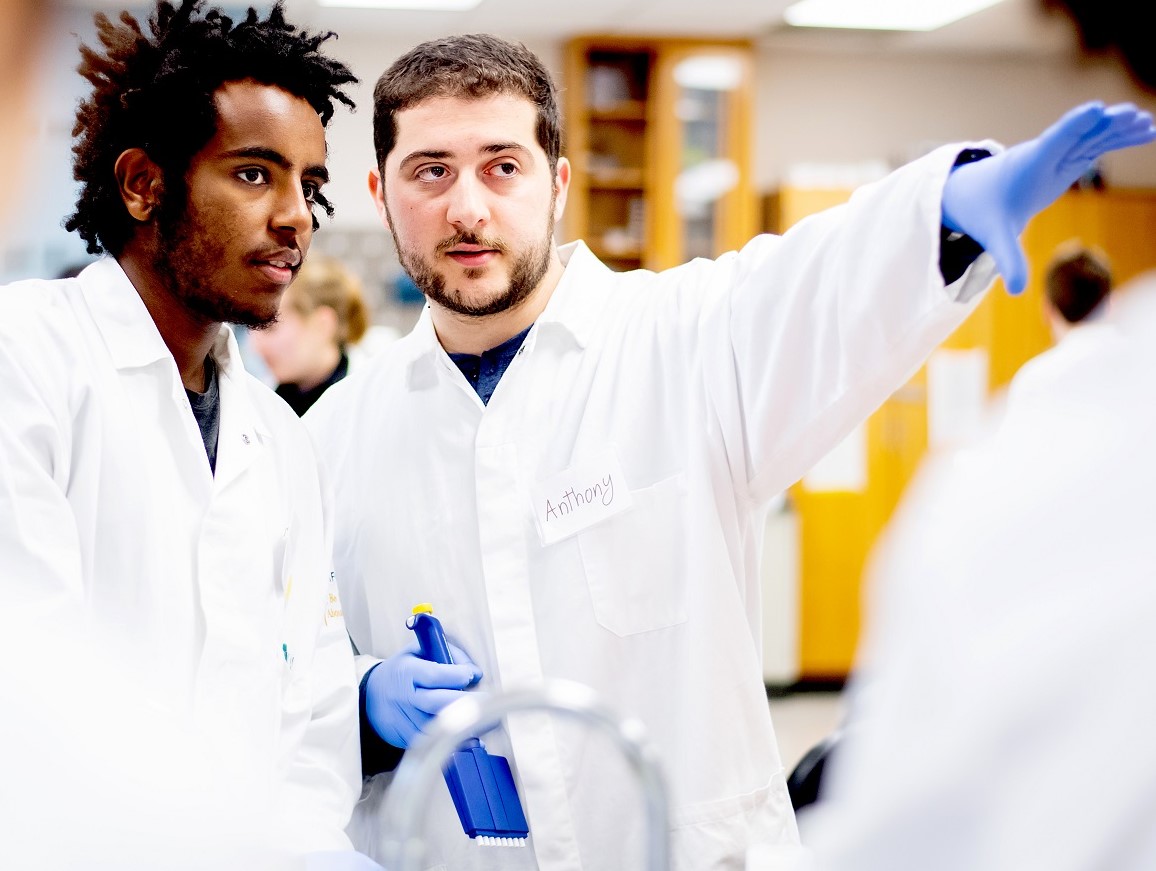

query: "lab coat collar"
xmin=403 ymin=240 xmax=612 ymax=391
xmin=80 ymin=257 xmax=174 ymax=371
xmin=213 ymin=322 xmax=274 ymax=442
xmin=213 ymin=328 xmax=273 ymax=488
xmin=81 ymin=256 xmax=273 ymax=443
xmin=404 ymin=307 xmax=444 ymax=391
xmin=534 ymin=239 xmax=611 ymax=351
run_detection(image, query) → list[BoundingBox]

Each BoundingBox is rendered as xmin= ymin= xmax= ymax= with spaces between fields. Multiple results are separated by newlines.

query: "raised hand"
xmin=942 ymin=101 xmax=1156 ymax=294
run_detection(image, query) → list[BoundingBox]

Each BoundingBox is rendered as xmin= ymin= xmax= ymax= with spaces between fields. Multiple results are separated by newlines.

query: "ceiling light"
xmin=783 ymin=0 xmax=1006 ymax=32
xmin=316 ymin=0 xmax=484 ymax=10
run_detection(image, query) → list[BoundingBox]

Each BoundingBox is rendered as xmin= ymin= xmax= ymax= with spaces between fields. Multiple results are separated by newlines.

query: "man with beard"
xmin=0 ymin=0 xmax=369 ymax=862
xmin=304 ymin=33 xmax=1154 ymax=871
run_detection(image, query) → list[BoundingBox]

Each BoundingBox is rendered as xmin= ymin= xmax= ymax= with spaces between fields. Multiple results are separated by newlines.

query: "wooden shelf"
xmin=565 ymin=36 xmax=753 ymax=272
xmin=588 ymin=101 xmax=648 ymax=122
xmin=587 ymin=167 xmax=645 ymax=190
xmin=589 ymin=243 xmax=643 ymax=261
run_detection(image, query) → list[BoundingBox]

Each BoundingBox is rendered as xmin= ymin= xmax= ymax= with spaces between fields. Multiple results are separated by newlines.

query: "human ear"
xmin=552 ymin=156 xmax=571 ymax=222
xmin=113 ymin=148 xmax=163 ymax=223
xmin=368 ymin=167 xmax=391 ymax=232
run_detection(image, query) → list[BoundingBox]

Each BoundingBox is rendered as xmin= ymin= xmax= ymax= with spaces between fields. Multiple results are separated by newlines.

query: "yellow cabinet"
xmin=563 ymin=37 xmax=755 ymax=271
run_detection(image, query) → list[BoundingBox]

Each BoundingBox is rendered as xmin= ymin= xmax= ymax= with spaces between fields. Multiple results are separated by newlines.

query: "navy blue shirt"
xmin=448 ymin=325 xmax=532 ymax=405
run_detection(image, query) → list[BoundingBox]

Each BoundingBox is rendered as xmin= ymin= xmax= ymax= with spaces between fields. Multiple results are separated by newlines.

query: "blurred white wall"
xmin=753 ymin=45 xmax=1156 ymax=192
xmin=8 ymin=7 xmax=1156 ymax=284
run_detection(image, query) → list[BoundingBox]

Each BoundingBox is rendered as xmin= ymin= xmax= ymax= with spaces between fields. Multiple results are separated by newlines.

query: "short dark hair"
xmin=65 ymin=0 xmax=358 ymax=257
xmin=372 ymin=33 xmax=561 ymax=176
xmin=1045 ymin=247 xmax=1113 ymax=324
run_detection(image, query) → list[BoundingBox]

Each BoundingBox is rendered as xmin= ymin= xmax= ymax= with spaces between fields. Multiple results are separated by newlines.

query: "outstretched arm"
xmin=942 ymin=101 xmax=1155 ymax=295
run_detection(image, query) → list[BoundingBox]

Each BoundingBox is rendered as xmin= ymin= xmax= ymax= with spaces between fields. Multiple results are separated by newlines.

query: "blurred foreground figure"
xmin=0 ymin=617 xmax=285 ymax=871
xmin=796 ymin=4 xmax=1156 ymax=869
xmin=799 ymin=282 xmax=1156 ymax=870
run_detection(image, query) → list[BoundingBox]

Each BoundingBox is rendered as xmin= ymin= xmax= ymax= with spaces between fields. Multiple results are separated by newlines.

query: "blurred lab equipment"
xmin=380 ymin=679 xmax=670 ymax=871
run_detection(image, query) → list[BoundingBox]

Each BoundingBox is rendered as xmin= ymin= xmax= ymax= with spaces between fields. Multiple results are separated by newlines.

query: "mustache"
xmin=437 ymin=231 xmax=509 ymax=254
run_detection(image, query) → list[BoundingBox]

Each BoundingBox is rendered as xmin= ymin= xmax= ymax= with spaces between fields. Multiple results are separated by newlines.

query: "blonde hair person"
xmin=252 ymin=254 xmax=371 ymax=415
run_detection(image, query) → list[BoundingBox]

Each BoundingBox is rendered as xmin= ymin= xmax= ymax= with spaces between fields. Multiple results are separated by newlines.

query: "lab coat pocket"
xmin=578 ymin=473 xmax=688 ymax=636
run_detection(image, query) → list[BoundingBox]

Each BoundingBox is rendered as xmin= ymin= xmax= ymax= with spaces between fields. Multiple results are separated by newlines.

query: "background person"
xmin=1043 ymin=242 xmax=1113 ymax=336
xmin=788 ymin=3 xmax=1156 ymax=870
xmin=1003 ymin=242 xmax=1117 ymax=410
xmin=251 ymin=254 xmax=372 ymax=416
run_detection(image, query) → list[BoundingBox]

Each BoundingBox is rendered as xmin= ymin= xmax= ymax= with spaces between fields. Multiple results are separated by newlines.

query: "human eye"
xmin=236 ymin=167 xmax=269 ymax=186
xmin=488 ymin=161 xmax=519 ymax=178
xmin=302 ymin=179 xmax=322 ymax=203
xmin=415 ymin=164 xmax=450 ymax=182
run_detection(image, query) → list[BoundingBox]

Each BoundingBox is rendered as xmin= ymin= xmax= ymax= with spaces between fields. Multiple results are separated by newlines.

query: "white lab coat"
xmin=0 ymin=257 xmax=361 ymax=854
xmin=1003 ymin=317 xmax=1123 ymax=413
xmin=305 ymin=142 xmax=997 ymax=871
xmin=797 ymin=274 xmax=1156 ymax=870
xmin=0 ymin=614 xmax=295 ymax=871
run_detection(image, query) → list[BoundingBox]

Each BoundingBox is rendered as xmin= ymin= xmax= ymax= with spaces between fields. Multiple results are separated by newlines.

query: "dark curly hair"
xmin=65 ymin=0 xmax=358 ymax=257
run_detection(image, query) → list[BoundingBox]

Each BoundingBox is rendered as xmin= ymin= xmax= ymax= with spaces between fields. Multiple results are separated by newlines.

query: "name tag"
xmin=532 ymin=448 xmax=633 ymax=546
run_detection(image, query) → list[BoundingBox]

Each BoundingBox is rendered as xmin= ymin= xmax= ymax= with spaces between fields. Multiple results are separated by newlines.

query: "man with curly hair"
xmin=0 ymin=0 xmax=368 ymax=861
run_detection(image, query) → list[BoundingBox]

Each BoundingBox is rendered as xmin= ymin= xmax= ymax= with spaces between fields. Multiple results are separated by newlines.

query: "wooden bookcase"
xmin=563 ymin=36 xmax=755 ymax=272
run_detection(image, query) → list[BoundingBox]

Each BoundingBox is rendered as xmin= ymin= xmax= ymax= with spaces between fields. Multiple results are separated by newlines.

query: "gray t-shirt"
xmin=185 ymin=356 xmax=220 ymax=474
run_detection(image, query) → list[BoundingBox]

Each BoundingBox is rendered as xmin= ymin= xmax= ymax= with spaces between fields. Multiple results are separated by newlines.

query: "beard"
xmin=151 ymin=185 xmax=281 ymax=329
xmin=387 ymin=197 xmax=556 ymax=319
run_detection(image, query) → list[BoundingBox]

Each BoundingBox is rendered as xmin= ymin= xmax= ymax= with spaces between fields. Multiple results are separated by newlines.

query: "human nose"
xmin=272 ymin=179 xmax=313 ymax=238
xmin=445 ymin=174 xmax=490 ymax=230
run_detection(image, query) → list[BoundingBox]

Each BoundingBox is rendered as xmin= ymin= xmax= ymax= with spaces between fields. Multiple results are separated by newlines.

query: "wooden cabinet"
xmin=563 ymin=37 xmax=755 ymax=271
xmin=769 ymin=185 xmax=1156 ymax=679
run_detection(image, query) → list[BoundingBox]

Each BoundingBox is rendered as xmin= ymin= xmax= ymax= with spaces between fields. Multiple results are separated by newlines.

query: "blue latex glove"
xmin=364 ymin=641 xmax=482 ymax=748
xmin=942 ymin=101 xmax=1156 ymax=295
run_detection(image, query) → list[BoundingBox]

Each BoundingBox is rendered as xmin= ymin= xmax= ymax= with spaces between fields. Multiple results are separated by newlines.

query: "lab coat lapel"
xmin=211 ymin=326 xmax=269 ymax=491
xmin=534 ymin=240 xmax=606 ymax=351
xmin=80 ymin=257 xmax=176 ymax=370
xmin=80 ymin=257 xmax=215 ymax=495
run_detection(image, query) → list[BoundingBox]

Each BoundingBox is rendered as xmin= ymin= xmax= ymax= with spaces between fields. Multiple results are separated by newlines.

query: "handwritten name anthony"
xmin=544 ymin=474 xmax=616 ymax=523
